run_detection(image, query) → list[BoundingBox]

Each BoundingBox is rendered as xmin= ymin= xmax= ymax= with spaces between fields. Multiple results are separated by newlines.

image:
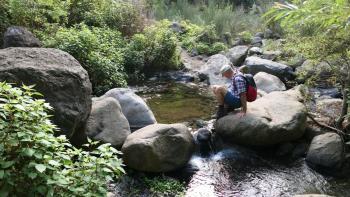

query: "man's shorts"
xmin=224 ymin=91 xmax=241 ymax=108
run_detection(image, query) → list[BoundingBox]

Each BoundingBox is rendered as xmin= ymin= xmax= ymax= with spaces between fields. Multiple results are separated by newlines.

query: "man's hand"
xmin=239 ymin=110 xmax=246 ymax=118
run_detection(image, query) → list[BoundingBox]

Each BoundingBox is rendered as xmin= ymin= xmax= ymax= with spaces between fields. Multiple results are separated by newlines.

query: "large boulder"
xmin=253 ymin=72 xmax=286 ymax=93
xmin=225 ymin=45 xmax=249 ymax=66
xmin=3 ymin=26 xmax=42 ymax=48
xmin=86 ymin=97 xmax=130 ymax=148
xmin=306 ymin=133 xmax=344 ymax=170
xmin=200 ymin=54 xmax=231 ymax=85
xmin=0 ymin=48 xmax=92 ymax=145
xmin=244 ymin=56 xmax=295 ymax=80
xmin=101 ymin=88 xmax=156 ymax=130
xmin=215 ymin=87 xmax=307 ymax=146
xmin=122 ymin=123 xmax=195 ymax=172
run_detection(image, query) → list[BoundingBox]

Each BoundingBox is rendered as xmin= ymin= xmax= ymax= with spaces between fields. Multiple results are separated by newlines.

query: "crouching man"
xmin=212 ymin=64 xmax=247 ymax=119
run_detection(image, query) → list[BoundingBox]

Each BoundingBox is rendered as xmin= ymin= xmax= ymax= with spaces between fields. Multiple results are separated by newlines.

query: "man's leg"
xmin=212 ymin=86 xmax=228 ymax=119
xmin=212 ymin=86 xmax=227 ymax=105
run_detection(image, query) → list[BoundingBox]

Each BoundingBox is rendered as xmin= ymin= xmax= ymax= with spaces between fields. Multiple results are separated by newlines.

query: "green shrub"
xmin=0 ymin=82 xmax=124 ymax=196
xmin=179 ymin=20 xmax=227 ymax=55
xmin=6 ymin=0 xmax=69 ymax=28
xmin=68 ymin=0 xmax=143 ymax=36
xmin=44 ymin=25 xmax=127 ymax=95
xmin=124 ymin=21 xmax=181 ymax=77
xmin=210 ymin=42 xmax=227 ymax=54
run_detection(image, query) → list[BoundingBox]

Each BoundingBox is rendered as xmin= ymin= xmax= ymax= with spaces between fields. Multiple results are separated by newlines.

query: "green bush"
xmin=179 ymin=20 xmax=227 ymax=55
xmin=68 ymin=0 xmax=143 ymax=36
xmin=124 ymin=21 xmax=181 ymax=77
xmin=6 ymin=0 xmax=69 ymax=28
xmin=210 ymin=42 xmax=227 ymax=54
xmin=0 ymin=82 xmax=124 ymax=196
xmin=44 ymin=25 xmax=127 ymax=95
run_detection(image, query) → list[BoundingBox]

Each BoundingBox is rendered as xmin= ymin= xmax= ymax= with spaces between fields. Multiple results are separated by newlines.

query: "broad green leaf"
xmin=23 ymin=148 xmax=35 ymax=157
xmin=1 ymin=161 xmax=14 ymax=169
xmin=35 ymin=164 xmax=46 ymax=173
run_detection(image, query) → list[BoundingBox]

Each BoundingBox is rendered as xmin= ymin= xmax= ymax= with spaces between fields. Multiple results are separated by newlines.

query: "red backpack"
xmin=234 ymin=74 xmax=257 ymax=102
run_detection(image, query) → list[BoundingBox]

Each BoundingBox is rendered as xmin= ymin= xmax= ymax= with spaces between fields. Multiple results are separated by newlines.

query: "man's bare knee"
xmin=217 ymin=86 xmax=227 ymax=95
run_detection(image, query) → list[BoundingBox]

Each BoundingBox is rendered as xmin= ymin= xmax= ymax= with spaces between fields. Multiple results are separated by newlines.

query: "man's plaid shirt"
xmin=228 ymin=72 xmax=247 ymax=97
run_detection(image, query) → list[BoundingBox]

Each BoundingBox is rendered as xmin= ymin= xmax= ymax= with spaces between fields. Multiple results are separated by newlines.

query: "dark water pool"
xmin=139 ymin=82 xmax=216 ymax=124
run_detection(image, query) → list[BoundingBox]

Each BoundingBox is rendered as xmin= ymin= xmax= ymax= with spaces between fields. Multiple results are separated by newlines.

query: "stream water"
xmin=130 ymin=80 xmax=350 ymax=197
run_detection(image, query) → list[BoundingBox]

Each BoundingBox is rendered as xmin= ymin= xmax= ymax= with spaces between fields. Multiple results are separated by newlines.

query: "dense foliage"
xmin=67 ymin=0 xmax=143 ymax=36
xmin=0 ymin=83 xmax=124 ymax=196
xmin=43 ymin=25 xmax=128 ymax=95
xmin=147 ymin=0 xmax=273 ymax=36
xmin=0 ymin=0 xmax=183 ymax=95
xmin=265 ymin=0 xmax=350 ymax=128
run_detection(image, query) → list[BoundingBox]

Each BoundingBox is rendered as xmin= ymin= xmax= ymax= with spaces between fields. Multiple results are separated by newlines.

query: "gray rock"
xmin=216 ymin=87 xmax=307 ymax=146
xmin=253 ymin=72 xmax=286 ymax=93
xmin=306 ymin=133 xmax=344 ymax=169
xmin=248 ymin=47 xmax=263 ymax=56
xmin=86 ymin=97 xmax=131 ymax=148
xmin=0 ymin=47 xmax=92 ymax=145
xmin=251 ymin=36 xmax=263 ymax=47
xmin=3 ymin=26 xmax=42 ymax=48
xmin=255 ymin=32 xmax=264 ymax=39
xmin=196 ymin=128 xmax=212 ymax=142
xmin=264 ymin=29 xmax=274 ymax=39
xmin=122 ymin=123 xmax=195 ymax=172
xmin=200 ymin=54 xmax=231 ymax=85
xmin=102 ymin=88 xmax=157 ymax=130
xmin=169 ymin=22 xmax=185 ymax=34
xmin=244 ymin=56 xmax=295 ymax=80
xmin=232 ymin=38 xmax=245 ymax=46
xmin=225 ymin=45 xmax=249 ymax=66
xmin=261 ymin=50 xmax=282 ymax=61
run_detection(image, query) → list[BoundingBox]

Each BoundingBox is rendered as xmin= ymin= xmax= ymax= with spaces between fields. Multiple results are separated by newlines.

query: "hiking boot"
xmin=216 ymin=105 xmax=227 ymax=120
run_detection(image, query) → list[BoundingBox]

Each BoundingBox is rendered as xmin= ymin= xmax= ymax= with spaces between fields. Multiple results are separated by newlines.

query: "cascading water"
xmin=184 ymin=146 xmax=350 ymax=197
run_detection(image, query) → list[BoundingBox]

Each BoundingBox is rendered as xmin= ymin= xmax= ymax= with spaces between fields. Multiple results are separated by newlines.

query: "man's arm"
xmin=240 ymin=93 xmax=247 ymax=115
